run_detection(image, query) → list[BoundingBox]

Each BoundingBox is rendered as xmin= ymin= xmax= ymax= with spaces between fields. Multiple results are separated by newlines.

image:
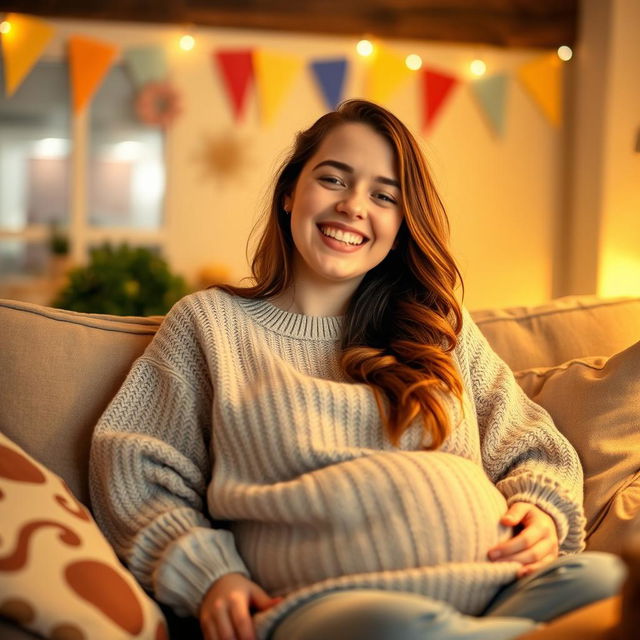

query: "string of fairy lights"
xmin=1 ymin=16 xmax=574 ymax=76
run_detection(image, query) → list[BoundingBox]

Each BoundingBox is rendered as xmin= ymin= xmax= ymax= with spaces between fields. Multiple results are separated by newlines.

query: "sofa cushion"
xmin=0 ymin=299 xmax=160 ymax=506
xmin=0 ymin=432 xmax=168 ymax=639
xmin=516 ymin=341 xmax=640 ymax=553
xmin=472 ymin=295 xmax=640 ymax=371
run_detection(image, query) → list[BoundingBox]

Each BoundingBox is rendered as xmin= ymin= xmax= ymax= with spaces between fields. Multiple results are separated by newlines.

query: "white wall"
xmin=566 ymin=0 xmax=640 ymax=298
xmin=40 ymin=18 xmax=571 ymax=309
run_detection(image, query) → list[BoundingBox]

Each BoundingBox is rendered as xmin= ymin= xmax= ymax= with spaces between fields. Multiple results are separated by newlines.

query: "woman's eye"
xmin=319 ymin=176 xmax=344 ymax=187
xmin=375 ymin=192 xmax=398 ymax=205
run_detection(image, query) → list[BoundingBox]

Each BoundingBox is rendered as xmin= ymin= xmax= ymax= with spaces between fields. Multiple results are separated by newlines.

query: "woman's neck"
xmin=269 ymin=271 xmax=362 ymax=317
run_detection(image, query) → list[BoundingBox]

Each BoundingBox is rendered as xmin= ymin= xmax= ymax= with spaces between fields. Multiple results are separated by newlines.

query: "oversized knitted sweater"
xmin=89 ymin=289 xmax=586 ymax=639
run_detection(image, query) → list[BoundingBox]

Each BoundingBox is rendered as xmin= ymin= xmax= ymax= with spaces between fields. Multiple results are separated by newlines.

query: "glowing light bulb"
xmin=356 ymin=39 xmax=374 ymax=57
xmin=557 ymin=45 xmax=573 ymax=61
xmin=405 ymin=54 xmax=423 ymax=71
xmin=0 ymin=20 xmax=11 ymax=34
xmin=470 ymin=59 xmax=487 ymax=76
xmin=179 ymin=34 xmax=195 ymax=51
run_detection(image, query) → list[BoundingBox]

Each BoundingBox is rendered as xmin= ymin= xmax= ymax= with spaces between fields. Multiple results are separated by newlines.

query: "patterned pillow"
xmin=0 ymin=432 xmax=168 ymax=640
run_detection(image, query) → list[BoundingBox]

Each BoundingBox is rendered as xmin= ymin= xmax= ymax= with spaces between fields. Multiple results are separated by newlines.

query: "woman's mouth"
xmin=317 ymin=224 xmax=369 ymax=251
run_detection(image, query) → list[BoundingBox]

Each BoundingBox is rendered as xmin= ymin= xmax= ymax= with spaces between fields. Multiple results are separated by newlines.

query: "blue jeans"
xmin=270 ymin=552 xmax=625 ymax=640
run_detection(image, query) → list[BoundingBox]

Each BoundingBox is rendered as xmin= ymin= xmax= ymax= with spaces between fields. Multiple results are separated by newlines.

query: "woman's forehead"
xmin=309 ymin=122 xmax=397 ymax=177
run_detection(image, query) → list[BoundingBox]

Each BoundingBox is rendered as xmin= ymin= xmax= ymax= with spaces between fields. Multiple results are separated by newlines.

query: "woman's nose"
xmin=337 ymin=193 xmax=367 ymax=218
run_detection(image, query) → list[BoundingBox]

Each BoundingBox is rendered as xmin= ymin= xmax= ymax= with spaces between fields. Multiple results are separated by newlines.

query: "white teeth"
xmin=319 ymin=225 xmax=365 ymax=246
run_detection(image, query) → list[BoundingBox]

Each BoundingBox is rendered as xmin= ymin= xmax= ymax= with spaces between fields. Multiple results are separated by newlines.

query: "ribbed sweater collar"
xmin=236 ymin=297 xmax=343 ymax=340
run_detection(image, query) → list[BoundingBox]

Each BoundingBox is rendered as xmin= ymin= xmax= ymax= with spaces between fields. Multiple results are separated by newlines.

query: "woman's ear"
xmin=283 ymin=194 xmax=292 ymax=213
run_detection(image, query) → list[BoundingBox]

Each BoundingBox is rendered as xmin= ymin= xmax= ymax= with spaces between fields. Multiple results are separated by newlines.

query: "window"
xmin=0 ymin=57 xmax=166 ymax=304
xmin=0 ymin=60 xmax=71 ymax=286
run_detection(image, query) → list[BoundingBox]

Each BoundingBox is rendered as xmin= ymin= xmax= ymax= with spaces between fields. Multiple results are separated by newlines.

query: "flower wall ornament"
xmin=196 ymin=132 xmax=253 ymax=182
xmin=134 ymin=81 xmax=182 ymax=128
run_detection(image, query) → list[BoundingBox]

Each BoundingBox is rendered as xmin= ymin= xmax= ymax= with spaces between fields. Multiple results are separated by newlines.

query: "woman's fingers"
xmin=497 ymin=538 xmax=556 ymax=566
xmin=229 ymin=594 xmax=257 ymax=640
xmin=489 ymin=526 xmax=542 ymax=560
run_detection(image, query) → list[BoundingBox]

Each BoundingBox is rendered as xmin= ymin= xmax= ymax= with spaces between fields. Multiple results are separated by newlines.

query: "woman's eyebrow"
xmin=312 ymin=159 xmax=400 ymax=189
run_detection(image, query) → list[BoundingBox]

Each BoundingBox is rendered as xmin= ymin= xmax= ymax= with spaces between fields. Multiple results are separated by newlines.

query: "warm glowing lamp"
xmin=470 ymin=59 xmax=487 ymax=76
xmin=0 ymin=20 xmax=11 ymax=34
xmin=557 ymin=45 xmax=573 ymax=61
xmin=405 ymin=54 xmax=423 ymax=71
xmin=356 ymin=39 xmax=374 ymax=57
xmin=179 ymin=34 xmax=195 ymax=51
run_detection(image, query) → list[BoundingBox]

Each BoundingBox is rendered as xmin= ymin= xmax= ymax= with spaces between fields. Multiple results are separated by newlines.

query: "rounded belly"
xmin=234 ymin=450 xmax=513 ymax=592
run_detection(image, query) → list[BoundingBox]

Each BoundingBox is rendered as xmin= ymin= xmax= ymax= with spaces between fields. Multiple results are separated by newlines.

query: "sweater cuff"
xmin=496 ymin=473 xmax=586 ymax=554
xmin=153 ymin=527 xmax=250 ymax=616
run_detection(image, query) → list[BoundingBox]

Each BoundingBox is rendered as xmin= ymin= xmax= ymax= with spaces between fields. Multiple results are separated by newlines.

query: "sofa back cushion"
xmin=0 ymin=300 xmax=160 ymax=506
xmin=516 ymin=341 xmax=640 ymax=553
xmin=471 ymin=295 xmax=640 ymax=371
xmin=2 ymin=294 xmax=638 ymax=512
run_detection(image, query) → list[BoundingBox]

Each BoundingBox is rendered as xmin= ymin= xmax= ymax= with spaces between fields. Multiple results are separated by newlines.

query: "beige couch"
xmin=1 ymin=294 xmax=640 ymax=639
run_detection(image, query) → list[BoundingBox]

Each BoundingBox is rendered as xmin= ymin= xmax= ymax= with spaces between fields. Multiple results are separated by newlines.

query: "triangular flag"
xmin=471 ymin=74 xmax=509 ymax=137
xmin=214 ymin=49 xmax=254 ymax=122
xmin=68 ymin=35 xmax=118 ymax=114
xmin=309 ymin=58 xmax=347 ymax=110
xmin=0 ymin=13 xmax=55 ymax=96
xmin=253 ymin=50 xmax=303 ymax=126
xmin=366 ymin=45 xmax=412 ymax=105
xmin=421 ymin=68 xmax=459 ymax=132
xmin=123 ymin=46 xmax=167 ymax=88
xmin=517 ymin=53 xmax=563 ymax=126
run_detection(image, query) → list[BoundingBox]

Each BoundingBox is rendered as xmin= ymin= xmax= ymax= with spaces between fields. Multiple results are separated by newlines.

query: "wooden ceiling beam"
xmin=0 ymin=1 xmax=578 ymax=48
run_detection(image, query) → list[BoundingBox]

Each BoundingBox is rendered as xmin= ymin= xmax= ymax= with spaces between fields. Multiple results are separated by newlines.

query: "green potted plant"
xmin=52 ymin=243 xmax=189 ymax=316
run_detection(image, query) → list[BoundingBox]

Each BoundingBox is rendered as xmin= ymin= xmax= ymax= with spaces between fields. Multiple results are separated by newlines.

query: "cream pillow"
xmin=0 ymin=432 xmax=168 ymax=640
xmin=515 ymin=340 xmax=640 ymax=553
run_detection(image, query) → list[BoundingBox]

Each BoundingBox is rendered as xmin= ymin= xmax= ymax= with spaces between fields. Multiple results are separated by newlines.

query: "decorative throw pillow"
xmin=0 ymin=432 xmax=168 ymax=640
xmin=515 ymin=340 xmax=640 ymax=553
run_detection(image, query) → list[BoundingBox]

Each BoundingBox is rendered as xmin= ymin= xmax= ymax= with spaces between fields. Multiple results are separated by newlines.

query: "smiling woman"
xmin=89 ymin=100 xmax=624 ymax=640
xmin=282 ymin=122 xmax=403 ymax=313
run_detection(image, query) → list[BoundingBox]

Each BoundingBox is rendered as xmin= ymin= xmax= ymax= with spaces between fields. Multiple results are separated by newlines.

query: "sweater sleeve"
xmin=456 ymin=307 xmax=586 ymax=554
xmin=89 ymin=295 xmax=249 ymax=617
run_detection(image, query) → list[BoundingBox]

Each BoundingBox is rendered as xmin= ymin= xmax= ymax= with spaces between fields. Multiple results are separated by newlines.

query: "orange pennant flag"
xmin=1 ymin=13 xmax=55 ymax=96
xmin=68 ymin=35 xmax=119 ymax=113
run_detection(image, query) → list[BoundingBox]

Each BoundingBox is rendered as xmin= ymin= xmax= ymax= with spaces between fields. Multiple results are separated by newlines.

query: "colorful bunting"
xmin=214 ymin=49 xmax=254 ymax=122
xmin=0 ymin=13 xmax=55 ymax=97
xmin=0 ymin=12 xmax=567 ymax=136
xmin=366 ymin=45 xmax=412 ymax=105
xmin=421 ymin=68 xmax=459 ymax=132
xmin=68 ymin=35 xmax=119 ymax=113
xmin=253 ymin=50 xmax=303 ymax=126
xmin=471 ymin=74 xmax=509 ymax=137
xmin=517 ymin=52 xmax=563 ymax=126
xmin=123 ymin=46 xmax=167 ymax=88
xmin=309 ymin=58 xmax=347 ymax=110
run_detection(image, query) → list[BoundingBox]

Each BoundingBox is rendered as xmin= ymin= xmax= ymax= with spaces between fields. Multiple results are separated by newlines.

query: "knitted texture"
xmin=89 ymin=289 xmax=586 ymax=639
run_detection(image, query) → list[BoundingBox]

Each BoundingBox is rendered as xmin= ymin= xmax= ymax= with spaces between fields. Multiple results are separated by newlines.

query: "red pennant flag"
xmin=214 ymin=50 xmax=254 ymax=122
xmin=421 ymin=69 xmax=459 ymax=132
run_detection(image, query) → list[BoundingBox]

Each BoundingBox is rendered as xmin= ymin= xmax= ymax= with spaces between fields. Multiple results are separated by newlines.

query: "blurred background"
xmin=0 ymin=0 xmax=638 ymax=314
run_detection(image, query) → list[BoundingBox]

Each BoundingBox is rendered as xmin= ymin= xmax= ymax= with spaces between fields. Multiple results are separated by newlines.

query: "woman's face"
xmin=284 ymin=122 xmax=403 ymax=293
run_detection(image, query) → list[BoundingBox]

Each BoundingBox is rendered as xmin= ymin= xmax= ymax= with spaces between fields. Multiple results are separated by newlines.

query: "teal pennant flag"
xmin=310 ymin=58 xmax=347 ymax=110
xmin=471 ymin=73 xmax=509 ymax=137
xmin=123 ymin=46 xmax=167 ymax=87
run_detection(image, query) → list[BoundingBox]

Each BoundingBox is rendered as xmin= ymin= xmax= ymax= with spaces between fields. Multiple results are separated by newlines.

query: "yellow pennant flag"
xmin=1 ymin=13 xmax=55 ymax=97
xmin=366 ymin=45 xmax=413 ymax=105
xmin=253 ymin=50 xmax=303 ymax=126
xmin=517 ymin=52 xmax=563 ymax=127
xmin=68 ymin=35 xmax=119 ymax=114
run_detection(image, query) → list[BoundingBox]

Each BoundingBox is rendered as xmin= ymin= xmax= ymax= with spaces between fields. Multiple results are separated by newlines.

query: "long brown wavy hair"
xmin=218 ymin=99 xmax=464 ymax=448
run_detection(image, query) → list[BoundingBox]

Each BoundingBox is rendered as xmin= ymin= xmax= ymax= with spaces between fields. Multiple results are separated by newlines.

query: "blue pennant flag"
xmin=310 ymin=58 xmax=347 ymax=110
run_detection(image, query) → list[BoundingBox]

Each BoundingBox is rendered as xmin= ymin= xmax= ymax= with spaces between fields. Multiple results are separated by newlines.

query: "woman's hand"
xmin=200 ymin=572 xmax=283 ymax=640
xmin=487 ymin=502 xmax=559 ymax=578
